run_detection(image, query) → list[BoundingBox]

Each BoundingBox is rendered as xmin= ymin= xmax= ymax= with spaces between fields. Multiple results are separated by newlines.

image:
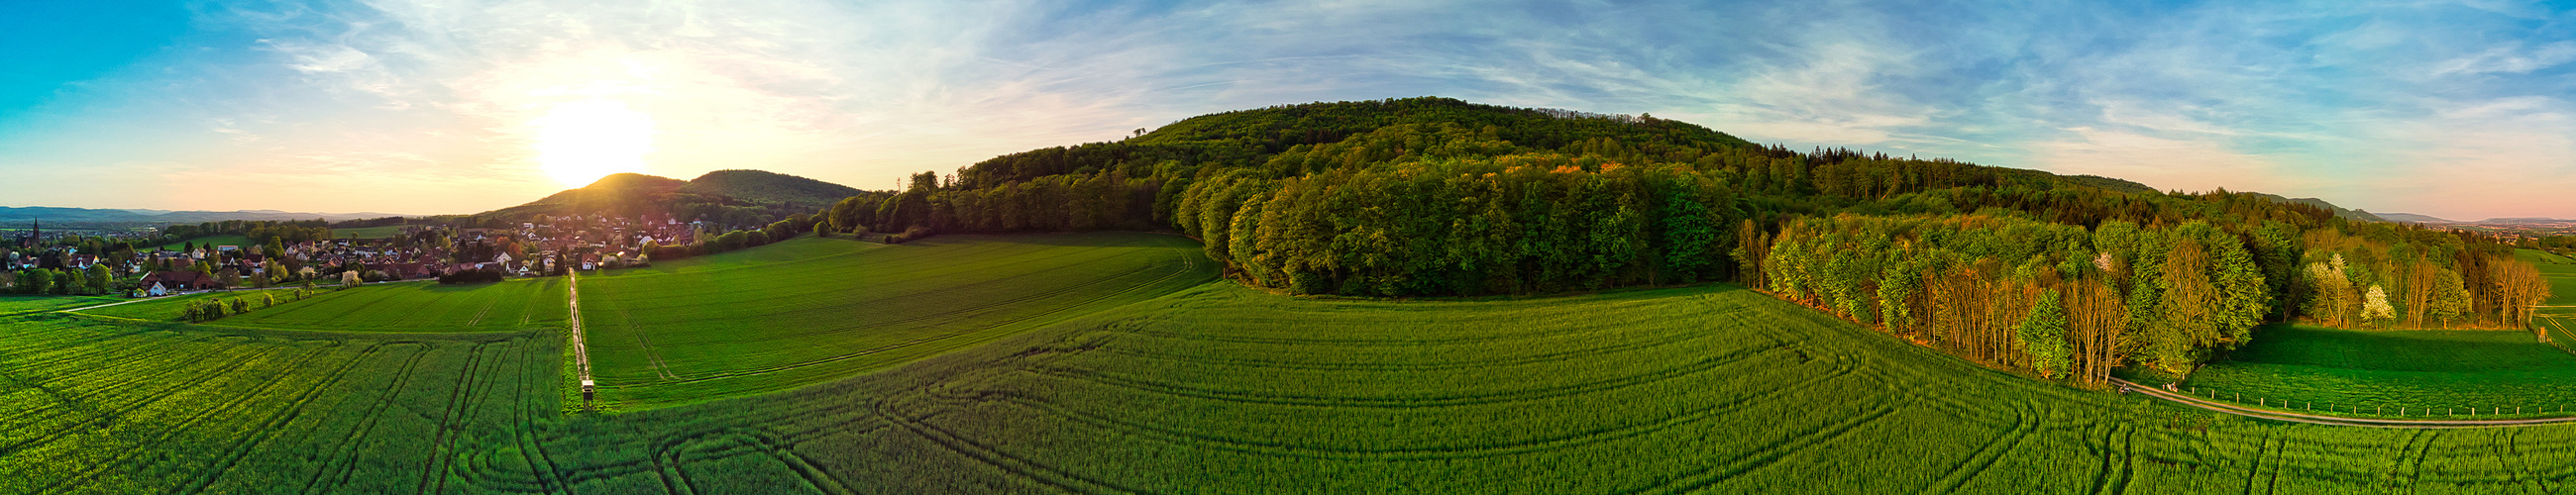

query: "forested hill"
xmin=676 ymin=169 xmax=860 ymax=210
xmin=804 ymin=96 xmax=2552 ymax=385
xmin=477 ymin=171 xmax=868 ymax=229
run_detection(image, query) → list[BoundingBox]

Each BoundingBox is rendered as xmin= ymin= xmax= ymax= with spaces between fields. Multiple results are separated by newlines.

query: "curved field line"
xmin=663 ymin=430 xmax=854 ymax=495
xmin=0 ymin=340 xmax=285 ymax=455
xmin=1013 ymin=343 xmax=1792 ymax=409
xmin=302 ymin=344 xmax=431 ymax=495
xmin=872 ymin=398 xmax=1145 ymax=495
xmin=35 ymin=345 xmax=337 ymax=493
xmin=1621 ymin=406 xmax=1898 ymax=494
xmin=1921 ymin=407 xmax=2036 ymax=493
xmin=509 ymin=338 xmax=573 ymax=495
xmin=1098 ymin=307 xmax=1746 ymax=347
xmin=415 ymin=342 xmax=490 ymax=495
xmin=179 ymin=344 xmax=386 ymax=494
xmin=935 ymin=359 xmax=1862 ymax=461
xmin=2113 ymin=378 xmax=2576 ymax=428
xmin=0 ymin=331 xmax=243 ymax=394
xmin=1087 ymin=320 xmax=1769 ymax=372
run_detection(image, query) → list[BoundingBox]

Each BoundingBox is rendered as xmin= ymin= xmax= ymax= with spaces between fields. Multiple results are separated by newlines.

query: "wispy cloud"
xmin=1 ymin=0 xmax=2573 ymax=219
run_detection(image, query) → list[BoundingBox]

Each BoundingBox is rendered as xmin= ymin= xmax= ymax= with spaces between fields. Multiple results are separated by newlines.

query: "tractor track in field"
xmin=1925 ymin=407 xmax=2035 ymax=493
xmin=416 ymin=342 xmax=491 ymax=495
xmin=1090 ymin=323 xmax=1766 ymax=372
xmin=944 ymin=358 xmax=1864 ymax=461
xmin=0 ymin=341 xmax=286 ymax=456
xmin=1625 ymin=406 xmax=1898 ymax=494
xmin=302 ymin=345 xmax=430 ymax=495
xmin=872 ymin=398 xmax=1144 ymax=495
xmin=2112 ymin=377 xmax=2576 ymax=428
xmin=179 ymin=344 xmax=385 ymax=494
xmin=37 ymin=345 xmax=336 ymax=493
xmin=1013 ymin=341 xmax=1798 ymax=409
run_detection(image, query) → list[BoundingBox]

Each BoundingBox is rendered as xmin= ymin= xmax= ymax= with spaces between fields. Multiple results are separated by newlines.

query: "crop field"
xmin=2187 ymin=325 xmax=2576 ymax=416
xmin=592 ymin=235 xmax=885 ymax=277
xmin=150 ymin=235 xmax=254 ymax=251
xmin=212 ymin=278 xmax=568 ymax=333
xmin=577 ymin=233 xmax=1215 ymax=410
xmin=0 ymin=295 xmax=120 ymax=317
xmin=67 ymin=287 xmax=310 ymax=322
xmin=334 ymin=225 xmax=413 ymax=240
xmin=16 ymin=276 xmax=2576 ymax=491
xmin=508 ymin=283 xmax=2576 ymax=492
xmin=0 ymin=314 xmax=558 ymax=494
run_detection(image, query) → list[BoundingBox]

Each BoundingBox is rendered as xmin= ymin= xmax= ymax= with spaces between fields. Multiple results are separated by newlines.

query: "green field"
xmin=211 ymin=278 xmax=568 ymax=333
xmin=0 ymin=315 xmax=555 ymax=494
xmin=578 ymin=233 xmax=1216 ymax=409
xmin=0 ymin=295 xmax=120 ymax=317
xmin=18 ymin=236 xmax=2576 ymax=491
xmin=334 ymin=225 xmax=413 ymax=240
xmin=592 ymin=234 xmax=885 ymax=277
xmin=2535 ymin=250 xmax=2576 ymax=354
xmin=2187 ymin=325 xmax=2576 ymax=416
xmin=151 ymin=235 xmax=254 ymax=251
xmin=67 ymin=288 xmax=311 ymax=322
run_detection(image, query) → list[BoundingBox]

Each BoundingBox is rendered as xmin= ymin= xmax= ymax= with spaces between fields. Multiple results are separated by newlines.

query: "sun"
xmin=530 ymin=98 xmax=656 ymax=187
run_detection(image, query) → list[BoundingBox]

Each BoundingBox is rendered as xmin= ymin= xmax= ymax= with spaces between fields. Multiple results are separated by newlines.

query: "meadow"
xmin=67 ymin=287 xmax=311 ymax=322
xmin=333 ymin=225 xmax=413 ymax=240
xmin=212 ymin=278 xmax=568 ymax=333
xmin=150 ymin=234 xmax=254 ymax=250
xmin=589 ymin=234 xmax=885 ymax=277
xmin=0 ymin=314 xmax=558 ymax=494
xmin=2186 ymin=325 xmax=2576 ymax=417
xmin=13 ymin=237 xmax=2576 ymax=492
xmin=576 ymin=233 xmax=1215 ymax=410
xmin=0 ymin=295 xmax=120 ymax=317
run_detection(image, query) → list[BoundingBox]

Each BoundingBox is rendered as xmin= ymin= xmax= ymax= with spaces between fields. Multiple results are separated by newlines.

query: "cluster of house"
xmin=113 ymin=214 xmax=698 ymax=296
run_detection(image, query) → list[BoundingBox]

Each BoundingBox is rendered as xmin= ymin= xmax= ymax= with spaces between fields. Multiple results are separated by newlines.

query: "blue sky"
xmin=2 ymin=0 xmax=2572 ymax=219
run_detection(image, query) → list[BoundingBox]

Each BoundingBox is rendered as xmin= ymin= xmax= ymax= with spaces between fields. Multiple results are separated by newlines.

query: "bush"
xmin=438 ymin=268 xmax=506 ymax=284
xmin=887 ymin=226 xmax=936 ymax=245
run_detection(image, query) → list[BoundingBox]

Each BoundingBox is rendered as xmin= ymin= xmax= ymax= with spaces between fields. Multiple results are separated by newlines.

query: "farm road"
xmin=569 ymin=270 xmax=592 ymax=405
xmin=2109 ymin=377 xmax=2576 ymax=429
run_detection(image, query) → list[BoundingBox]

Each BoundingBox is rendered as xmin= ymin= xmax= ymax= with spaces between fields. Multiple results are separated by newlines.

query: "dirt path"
xmin=2109 ymin=377 xmax=2576 ymax=429
xmin=568 ymin=270 xmax=593 ymax=407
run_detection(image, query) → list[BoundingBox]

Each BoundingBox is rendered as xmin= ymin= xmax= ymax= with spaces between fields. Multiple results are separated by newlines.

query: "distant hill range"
xmin=2376 ymin=213 xmax=2576 ymax=225
xmin=478 ymin=169 xmax=862 ymax=224
xmin=2247 ymin=193 xmax=2386 ymax=223
xmin=0 ymin=206 xmax=413 ymax=224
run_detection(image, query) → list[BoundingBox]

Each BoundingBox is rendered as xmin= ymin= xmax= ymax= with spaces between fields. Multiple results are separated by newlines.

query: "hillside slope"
xmin=676 ymin=169 xmax=860 ymax=210
xmin=479 ymin=170 xmax=866 ymax=227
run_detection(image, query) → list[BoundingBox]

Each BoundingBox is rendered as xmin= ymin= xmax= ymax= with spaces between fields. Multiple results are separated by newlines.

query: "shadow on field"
xmin=917 ymin=232 xmax=1196 ymax=248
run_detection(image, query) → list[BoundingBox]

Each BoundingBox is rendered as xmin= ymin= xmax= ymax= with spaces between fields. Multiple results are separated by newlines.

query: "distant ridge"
xmin=2475 ymin=217 xmax=2575 ymax=224
xmin=0 ymin=206 xmax=415 ymax=223
xmin=676 ymin=169 xmax=862 ymax=210
xmin=2248 ymin=193 xmax=2386 ymax=223
xmin=477 ymin=169 xmax=863 ymax=222
xmin=2377 ymin=212 xmax=2453 ymax=224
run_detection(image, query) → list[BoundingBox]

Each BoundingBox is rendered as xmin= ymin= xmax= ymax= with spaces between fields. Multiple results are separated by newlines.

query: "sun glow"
xmin=530 ymin=98 xmax=656 ymax=187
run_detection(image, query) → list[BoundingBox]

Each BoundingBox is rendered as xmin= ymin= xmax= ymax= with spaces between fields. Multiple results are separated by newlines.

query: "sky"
xmin=1 ymin=1 xmax=2572 ymax=220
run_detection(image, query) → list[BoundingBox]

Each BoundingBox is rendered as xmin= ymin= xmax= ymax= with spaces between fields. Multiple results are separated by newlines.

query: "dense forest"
xmin=808 ymin=97 xmax=2549 ymax=382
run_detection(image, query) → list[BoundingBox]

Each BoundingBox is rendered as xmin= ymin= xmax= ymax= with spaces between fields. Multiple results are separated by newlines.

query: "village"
xmin=3 ymin=214 xmax=706 ymax=297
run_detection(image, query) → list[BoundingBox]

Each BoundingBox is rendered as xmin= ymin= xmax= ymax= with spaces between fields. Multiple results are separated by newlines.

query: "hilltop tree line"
xmin=802 ymin=97 xmax=2551 ymax=381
